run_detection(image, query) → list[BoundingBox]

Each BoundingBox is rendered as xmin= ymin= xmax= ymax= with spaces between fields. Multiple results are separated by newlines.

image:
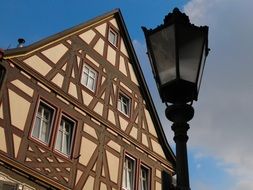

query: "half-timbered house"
xmin=0 ymin=9 xmax=176 ymax=190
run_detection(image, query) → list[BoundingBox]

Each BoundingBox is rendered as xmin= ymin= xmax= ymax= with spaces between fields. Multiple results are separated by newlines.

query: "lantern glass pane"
xmin=178 ymin=25 xmax=205 ymax=83
xmin=197 ymin=43 xmax=207 ymax=92
xmin=149 ymin=25 xmax=176 ymax=85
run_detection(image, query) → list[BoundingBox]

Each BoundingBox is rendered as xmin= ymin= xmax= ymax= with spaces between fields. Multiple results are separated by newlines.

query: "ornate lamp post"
xmin=142 ymin=8 xmax=209 ymax=190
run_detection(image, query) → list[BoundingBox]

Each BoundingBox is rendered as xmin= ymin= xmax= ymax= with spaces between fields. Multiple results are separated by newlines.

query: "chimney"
xmin=17 ymin=38 xmax=25 ymax=48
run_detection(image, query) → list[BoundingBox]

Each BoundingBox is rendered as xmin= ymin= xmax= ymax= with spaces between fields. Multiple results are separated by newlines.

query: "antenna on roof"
xmin=17 ymin=38 xmax=25 ymax=48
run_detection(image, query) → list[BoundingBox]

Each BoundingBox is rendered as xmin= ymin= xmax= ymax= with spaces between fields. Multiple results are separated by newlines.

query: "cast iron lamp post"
xmin=142 ymin=8 xmax=209 ymax=190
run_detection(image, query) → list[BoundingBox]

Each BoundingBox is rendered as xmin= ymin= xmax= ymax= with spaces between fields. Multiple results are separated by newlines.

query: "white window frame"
xmin=140 ymin=165 xmax=150 ymax=190
xmin=108 ymin=28 xmax=118 ymax=47
xmin=118 ymin=93 xmax=131 ymax=116
xmin=122 ymin=155 xmax=136 ymax=190
xmin=81 ymin=64 xmax=97 ymax=92
xmin=55 ymin=115 xmax=75 ymax=156
xmin=31 ymin=101 xmax=55 ymax=145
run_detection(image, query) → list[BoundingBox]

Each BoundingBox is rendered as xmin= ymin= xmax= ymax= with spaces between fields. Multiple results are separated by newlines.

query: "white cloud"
xmin=192 ymin=180 xmax=215 ymax=190
xmin=183 ymin=0 xmax=253 ymax=189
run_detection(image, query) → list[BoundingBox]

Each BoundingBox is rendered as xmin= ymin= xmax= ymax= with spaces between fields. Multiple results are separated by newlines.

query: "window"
xmin=0 ymin=173 xmax=35 ymax=190
xmin=122 ymin=155 xmax=151 ymax=190
xmin=140 ymin=165 xmax=150 ymax=190
xmin=32 ymin=101 xmax=54 ymax=144
xmin=55 ymin=115 xmax=75 ymax=156
xmin=2 ymin=183 xmax=17 ymax=190
xmin=0 ymin=182 xmax=24 ymax=190
xmin=122 ymin=156 xmax=136 ymax=190
xmin=118 ymin=93 xmax=131 ymax=116
xmin=81 ymin=64 xmax=97 ymax=92
xmin=30 ymin=99 xmax=77 ymax=159
xmin=108 ymin=28 xmax=118 ymax=46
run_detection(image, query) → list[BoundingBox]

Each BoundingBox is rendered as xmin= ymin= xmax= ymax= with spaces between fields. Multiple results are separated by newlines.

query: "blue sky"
xmin=1 ymin=1 xmax=253 ymax=189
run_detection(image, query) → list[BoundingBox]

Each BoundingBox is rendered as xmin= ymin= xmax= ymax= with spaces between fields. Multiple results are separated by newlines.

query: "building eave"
xmin=3 ymin=9 xmax=120 ymax=59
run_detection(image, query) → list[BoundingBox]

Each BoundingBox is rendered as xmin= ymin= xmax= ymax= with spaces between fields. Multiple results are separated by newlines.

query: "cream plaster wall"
xmin=109 ymin=18 xmax=119 ymax=29
xmin=94 ymin=39 xmax=104 ymax=56
xmin=71 ymin=69 xmax=75 ymax=78
xmin=8 ymin=90 xmax=30 ymax=131
xmin=11 ymin=80 xmax=34 ymax=97
xmin=79 ymin=30 xmax=96 ymax=44
xmin=74 ymin=107 xmax=86 ymax=117
xmin=108 ymin=109 xmax=116 ymax=125
xmin=119 ymin=56 xmax=127 ymax=76
xmin=0 ymin=103 xmax=3 ymax=119
xmin=83 ymin=123 xmax=98 ymax=139
xmin=128 ymin=62 xmax=139 ymax=86
xmin=56 ymin=95 xmax=69 ymax=105
xmin=77 ymin=56 xmax=81 ymax=67
xmin=93 ymin=102 xmax=103 ymax=116
xmin=51 ymin=73 xmax=64 ymax=88
xmin=37 ymin=82 xmax=51 ymax=92
xmin=42 ymin=44 xmax=68 ymax=64
xmin=100 ymin=182 xmax=107 ymax=190
xmin=68 ymin=82 xmax=78 ymax=99
xmin=130 ymin=126 xmax=138 ymax=139
xmin=120 ymin=39 xmax=128 ymax=57
xmin=155 ymin=181 xmax=162 ymax=190
xmin=95 ymin=23 xmax=107 ymax=37
xmin=120 ymin=82 xmax=132 ymax=94
xmin=119 ymin=116 xmax=128 ymax=131
xmin=142 ymin=133 xmax=149 ymax=147
xmin=13 ymin=134 xmax=21 ymax=158
xmin=61 ymin=63 xmax=67 ymax=71
xmin=79 ymin=137 xmax=97 ymax=166
xmin=144 ymin=109 xmax=158 ymax=138
xmin=106 ymin=151 xmax=119 ymax=183
xmin=156 ymin=169 xmax=162 ymax=178
xmin=86 ymin=55 xmax=100 ymax=67
xmin=107 ymin=46 xmax=116 ymax=66
xmin=107 ymin=140 xmax=121 ymax=153
xmin=24 ymin=55 xmax=52 ymax=76
xmin=82 ymin=90 xmax=93 ymax=106
xmin=82 ymin=176 xmax=94 ymax=190
xmin=0 ymin=127 xmax=7 ymax=152
xmin=151 ymin=139 xmax=166 ymax=158
xmin=75 ymin=170 xmax=82 ymax=185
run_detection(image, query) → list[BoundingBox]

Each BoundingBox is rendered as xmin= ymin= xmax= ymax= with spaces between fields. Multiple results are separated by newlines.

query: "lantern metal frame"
xmin=142 ymin=8 xmax=210 ymax=190
xmin=142 ymin=8 xmax=209 ymax=104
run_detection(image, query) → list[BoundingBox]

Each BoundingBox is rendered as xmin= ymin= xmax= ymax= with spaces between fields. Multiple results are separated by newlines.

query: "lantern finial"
xmin=164 ymin=7 xmax=190 ymax=26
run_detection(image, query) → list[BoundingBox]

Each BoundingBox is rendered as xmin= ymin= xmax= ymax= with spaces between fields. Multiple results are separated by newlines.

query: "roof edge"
xmin=115 ymin=10 xmax=176 ymax=165
xmin=4 ymin=9 xmax=120 ymax=58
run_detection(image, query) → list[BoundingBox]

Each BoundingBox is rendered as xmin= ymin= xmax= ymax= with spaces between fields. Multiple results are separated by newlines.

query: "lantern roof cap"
xmin=164 ymin=7 xmax=190 ymax=26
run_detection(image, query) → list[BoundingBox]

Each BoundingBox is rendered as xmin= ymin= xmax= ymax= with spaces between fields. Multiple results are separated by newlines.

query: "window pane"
xmin=109 ymin=29 xmax=117 ymax=46
xmin=55 ymin=116 xmax=74 ymax=156
xmin=55 ymin=128 xmax=62 ymax=152
xmin=118 ymin=94 xmax=130 ymax=116
xmin=32 ymin=102 xmax=53 ymax=144
xmin=140 ymin=166 xmax=149 ymax=190
xmin=122 ymin=156 xmax=135 ymax=190
xmin=81 ymin=64 xmax=97 ymax=92
xmin=33 ymin=117 xmax=41 ymax=138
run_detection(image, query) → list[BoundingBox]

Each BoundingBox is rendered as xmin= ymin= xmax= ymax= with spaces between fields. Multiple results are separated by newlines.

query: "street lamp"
xmin=142 ymin=8 xmax=209 ymax=190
